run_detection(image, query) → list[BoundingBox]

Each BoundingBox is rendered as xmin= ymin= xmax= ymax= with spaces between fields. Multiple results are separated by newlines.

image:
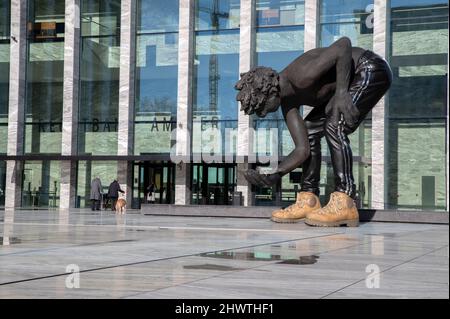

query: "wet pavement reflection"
xmin=200 ymin=251 xmax=320 ymax=265
xmin=0 ymin=209 xmax=448 ymax=298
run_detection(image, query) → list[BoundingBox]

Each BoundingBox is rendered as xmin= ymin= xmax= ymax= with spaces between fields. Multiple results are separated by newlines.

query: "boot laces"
xmin=320 ymin=193 xmax=344 ymax=215
xmin=281 ymin=195 xmax=307 ymax=214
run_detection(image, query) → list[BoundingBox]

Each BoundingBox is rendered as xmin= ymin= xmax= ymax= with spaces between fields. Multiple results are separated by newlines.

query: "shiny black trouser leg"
xmin=300 ymin=119 xmax=325 ymax=197
xmin=300 ymin=54 xmax=392 ymax=199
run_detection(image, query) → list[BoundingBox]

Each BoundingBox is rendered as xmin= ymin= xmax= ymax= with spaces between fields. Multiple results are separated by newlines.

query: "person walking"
xmin=146 ymin=183 xmax=155 ymax=204
xmin=90 ymin=176 xmax=103 ymax=211
xmin=108 ymin=179 xmax=125 ymax=211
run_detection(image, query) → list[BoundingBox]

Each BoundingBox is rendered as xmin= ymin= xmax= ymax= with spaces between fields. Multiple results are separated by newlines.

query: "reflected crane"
xmin=199 ymin=0 xmax=229 ymax=112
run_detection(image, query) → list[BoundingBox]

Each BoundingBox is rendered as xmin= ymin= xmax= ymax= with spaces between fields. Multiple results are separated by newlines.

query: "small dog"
xmin=115 ymin=198 xmax=127 ymax=214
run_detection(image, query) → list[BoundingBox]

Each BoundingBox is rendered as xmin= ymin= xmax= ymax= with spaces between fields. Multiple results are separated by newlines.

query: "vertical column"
xmin=304 ymin=0 xmax=319 ymax=52
xmin=447 ymin=21 xmax=449 ymax=212
xmin=60 ymin=0 xmax=81 ymax=209
xmin=303 ymin=0 xmax=319 ymax=117
xmin=371 ymin=0 xmax=389 ymax=209
xmin=174 ymin=0 xmax=195 ymax=205
xmin=117 ymin=0 xmax=136 ymax=203
xmin=5 ymin=0 xmax=27 ymax=209
xmin=236 ymin=0 xmax=255 ymax=206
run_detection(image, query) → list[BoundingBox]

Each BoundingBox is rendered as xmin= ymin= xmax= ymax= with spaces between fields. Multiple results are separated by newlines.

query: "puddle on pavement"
xmin=0 ymin=237 xmax=22 ymax=245
xmin=184 ymin=264 xmax=245 ymax=271
xmin=200 ymin=251 xmax=319 ymax=265
xmin=277 ymin=255 xmax=319 ymax=265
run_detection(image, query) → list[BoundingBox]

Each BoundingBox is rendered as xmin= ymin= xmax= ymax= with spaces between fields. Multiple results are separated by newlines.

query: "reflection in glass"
xmin=78 ymin=0 xmax=121 ymax=155
xmin=0 ymin=1 xmax=10 ymax=154
xmin=21 ymin=160 xmax=61 ymax=208
xmin=25 ymin=0 xmax=65 ymax=154
xmin=253 ymin=0 xmax=305 ymax=206
xmin=191 ymin=164 xmax=236 ymax=205
xmin=138 ymin=0 xmax=179 ymax=33
xmin=76 ymin=161 xmax=118 ymax=208
xmin=135 ymin=0 xmax=179 ymax=154
xmin=256 ymin=0 xmax=304 ymax=26
xmin=320 ymin=0 xmax=374 ymax=48
xmin=316 ymin=0 xmax=374 ymax=208
xmin=193 ymin=0 xmax=240 ymax=155
xmin=387 ymin=0 xmax=448 ymax=210
xmin=195 ymin=0 xmax=240 ymax=31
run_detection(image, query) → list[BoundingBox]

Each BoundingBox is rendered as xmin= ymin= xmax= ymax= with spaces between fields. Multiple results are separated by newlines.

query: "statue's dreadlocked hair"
xmin=234 ymin=67 xmax=280 ymax=115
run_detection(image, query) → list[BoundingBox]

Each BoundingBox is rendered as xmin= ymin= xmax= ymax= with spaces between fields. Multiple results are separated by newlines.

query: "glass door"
xmin=191 ymin=164 xmax=236 ymax=205
xmin=0 ymin=161 xmax=5 ymax=207
xmin=134 ymin=161 xmax=175 ymax=208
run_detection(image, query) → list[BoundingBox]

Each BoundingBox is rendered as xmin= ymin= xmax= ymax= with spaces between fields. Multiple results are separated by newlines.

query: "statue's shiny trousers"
xmin=300 ymin=50 xmax=393 ymax=199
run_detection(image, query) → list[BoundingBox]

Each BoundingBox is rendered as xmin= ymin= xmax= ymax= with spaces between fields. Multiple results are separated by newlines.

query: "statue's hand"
xmin=243 ymin=169 xmax=281 ymax=187
xmin=326 ymin=91 xmax=360 ymax=128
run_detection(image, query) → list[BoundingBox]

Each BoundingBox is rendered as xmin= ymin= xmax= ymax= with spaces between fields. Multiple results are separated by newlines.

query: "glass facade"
xmin=21 ymin=160 xmax=60 ymax=208
xmin=76 ymin=160 xmax=117 ymax=208
xmin=387 ymin=0 xmax=448 ymax=210
xmin=78 ymin=0 xmax=121 ymax=155
xmin=192 ymin=0 xmax=240 ymax=156
xmin=75 ymin=1 xmax=121 ymax=208
xmin=320 ymin=0 xmax=374 ymax=48
xmin=24 ymin=0 xmax=65 ymax=154
xmin=0 ymin=1 xmax=448 ymax=214
xmin=134 ymin=0 xmax=179 ymax=155
xmin=253 ymin=0 xmax=305 ymax=206
xmin=0 ymin=1 xmax=10 ymax=155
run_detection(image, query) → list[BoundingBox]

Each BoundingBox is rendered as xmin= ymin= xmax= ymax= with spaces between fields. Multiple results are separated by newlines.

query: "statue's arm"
xmin=242 ymin=105 xmax=309 ymax=187
xmin=275 ymin=105 xmax=310 ymax=176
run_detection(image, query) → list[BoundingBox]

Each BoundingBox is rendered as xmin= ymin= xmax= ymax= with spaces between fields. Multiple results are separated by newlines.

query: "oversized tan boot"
xmin=271 ymin=192 xmax=321 ymax=223
xmin=305 ymin=191 xmax=359 ymax=227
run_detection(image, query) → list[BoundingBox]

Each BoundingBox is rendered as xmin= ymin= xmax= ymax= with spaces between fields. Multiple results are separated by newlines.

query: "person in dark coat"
xmin=90 ymin=176 xmax=103 ymax=211
xmin=108 ymin=179 xmax=125 ymax=211
xmin=146 ymin=183 xmax=155 ymax=204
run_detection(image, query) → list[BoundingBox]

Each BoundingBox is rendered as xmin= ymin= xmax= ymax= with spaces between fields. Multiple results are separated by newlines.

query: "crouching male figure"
xmin=235 ymin=37 xmax=392 ymax=227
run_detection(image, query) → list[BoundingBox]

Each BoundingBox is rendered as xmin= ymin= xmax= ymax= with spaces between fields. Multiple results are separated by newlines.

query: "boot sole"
xmin=304 ymin=218 xmax=359 ymax=227
xmin=271 ymin=216 xmax=305 ymax=223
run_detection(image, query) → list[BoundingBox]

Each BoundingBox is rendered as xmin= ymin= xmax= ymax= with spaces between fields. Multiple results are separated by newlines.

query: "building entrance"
xmin=133 ymin=161 xmax=175 ymax=208
xmin=191 ymin=164 xmax=236 ymax=205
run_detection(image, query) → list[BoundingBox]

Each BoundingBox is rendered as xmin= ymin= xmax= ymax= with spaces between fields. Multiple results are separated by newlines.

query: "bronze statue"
xmin=235 ymin=37 xmax=392 ymax=227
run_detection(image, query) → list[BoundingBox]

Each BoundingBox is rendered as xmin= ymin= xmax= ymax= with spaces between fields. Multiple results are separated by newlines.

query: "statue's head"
xmin=234 ymin=66 xmax=281 ymax=118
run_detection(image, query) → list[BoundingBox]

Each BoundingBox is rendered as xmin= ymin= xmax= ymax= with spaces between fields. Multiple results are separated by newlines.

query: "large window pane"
xmin=0 ymin=1 xmax=10 ymax=154
xmin=25 ymin=0 xmax=65 ymax=154
xmin=78 ymin=0 xmax=121 ymax=155
xmin=320 ymin=0 xmax=374 ymax=48
xmin=256 ymin=0 xmax=305 ymax=26
xmin=193 ymin=0 xmax=240 ymax=156
xmin=253 ymin=0 xmax=305 ymax=206
xmin=138 ymin=0 xmax=179 ymax=33
xmin=21 ymin=160 xmax=61 ymax=208
xmin=195 ymin=0 xmax=240 ymax=31
xmin=315 ymin=0 xmax=373 ymax=208
xmin=76 ymin=160 xmax=117 ymax=208
xmin=134 ymin=0 xmax=179 ymax=154
xmin=387 ymin=0 xmax=448 ymax=210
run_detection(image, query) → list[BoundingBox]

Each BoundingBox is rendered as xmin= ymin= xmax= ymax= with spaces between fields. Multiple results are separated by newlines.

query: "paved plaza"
xmin=0 ymin=209 xmax=448 ymax=299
